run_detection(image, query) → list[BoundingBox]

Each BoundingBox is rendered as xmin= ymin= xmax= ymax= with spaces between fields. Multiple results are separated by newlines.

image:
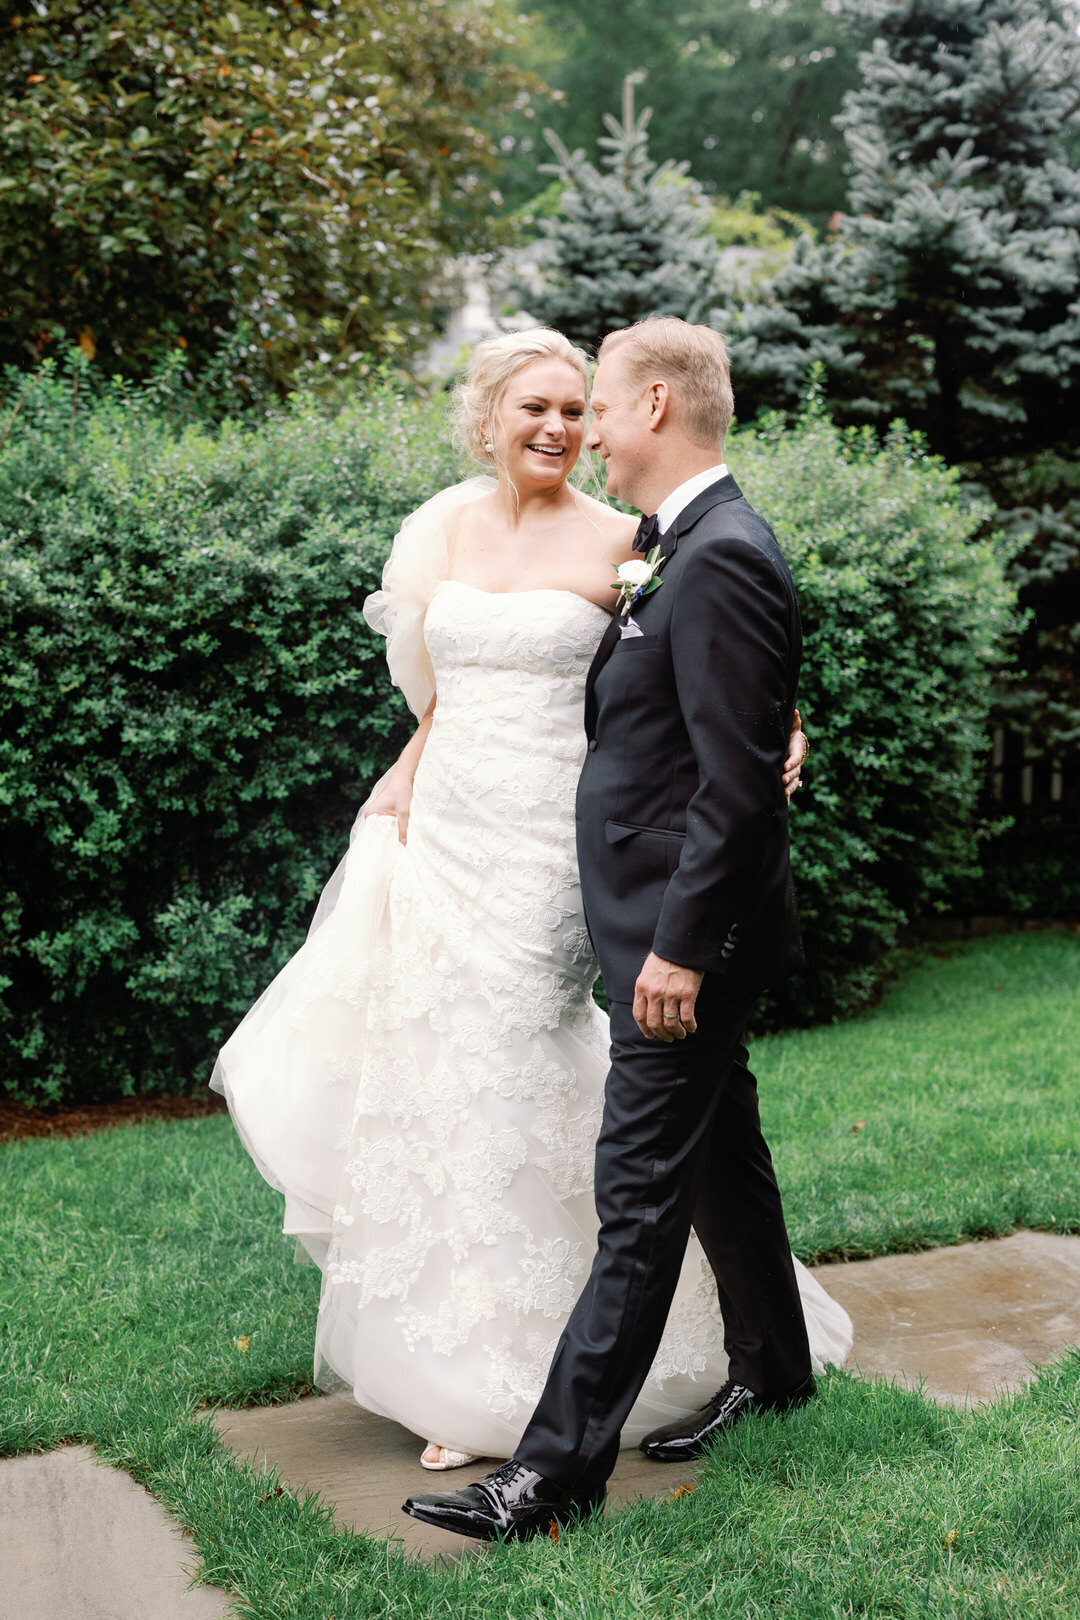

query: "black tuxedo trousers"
xmin=515 ymin=990 xmax=811 ymax=1489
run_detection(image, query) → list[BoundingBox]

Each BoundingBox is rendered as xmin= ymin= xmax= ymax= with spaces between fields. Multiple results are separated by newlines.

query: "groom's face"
xmin=586 ymin=352 xmax=652 ymax=506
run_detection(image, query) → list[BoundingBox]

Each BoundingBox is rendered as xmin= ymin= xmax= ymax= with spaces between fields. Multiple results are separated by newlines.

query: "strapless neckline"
xmin=436 ymin=578 xmax=611 ymax=614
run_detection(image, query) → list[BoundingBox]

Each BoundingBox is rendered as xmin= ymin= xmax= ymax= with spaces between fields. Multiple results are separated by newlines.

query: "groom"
xmin=405 ymin=317 xmax=812 ymax=1541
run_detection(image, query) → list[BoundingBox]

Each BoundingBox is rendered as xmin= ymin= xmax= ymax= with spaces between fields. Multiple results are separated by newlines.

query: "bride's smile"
xmin=491 ymin=357 xmax=587 ymax=486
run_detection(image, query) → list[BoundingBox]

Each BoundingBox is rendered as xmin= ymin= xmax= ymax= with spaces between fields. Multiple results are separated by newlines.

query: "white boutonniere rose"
xmin=612 ymin=545 xmax=665 ymax=617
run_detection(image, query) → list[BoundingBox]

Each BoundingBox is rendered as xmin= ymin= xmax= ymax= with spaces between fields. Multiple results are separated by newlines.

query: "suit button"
xmin=588 ymin=739 xmax=598 ymax=751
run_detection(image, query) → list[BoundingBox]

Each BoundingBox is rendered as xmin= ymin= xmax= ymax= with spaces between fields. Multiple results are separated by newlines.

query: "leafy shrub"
xmin=1 ymin=364 xmax=1017 ymax=1104
xmin=0 ymin=358 xmax=458 ymax=1105
xmin=0 ymin=0 xmax=527 ymax=388
xmin=955 ymin=825 xmax=1080 ymax=920
xmin=734 ymin=400 xmax=1018 ymax=1025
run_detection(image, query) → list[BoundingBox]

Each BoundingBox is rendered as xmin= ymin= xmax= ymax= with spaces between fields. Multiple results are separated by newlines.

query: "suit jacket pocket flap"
xmin=611 ymin=635 xmax=659 ymax=652
xmin=604 ymin=820 xmax=686 ymax=844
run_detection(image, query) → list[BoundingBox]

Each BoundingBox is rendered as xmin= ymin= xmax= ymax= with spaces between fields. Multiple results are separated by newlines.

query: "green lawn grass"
xmin=766 ymin=932 xmax=1080 ymax=1260
xmin=2 ymin=932 xmax=1078 ymax=1618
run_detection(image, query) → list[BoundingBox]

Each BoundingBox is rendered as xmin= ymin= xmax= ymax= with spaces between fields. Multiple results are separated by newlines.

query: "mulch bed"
xmin=0 ymin=1092 xmax=229 ymax=1143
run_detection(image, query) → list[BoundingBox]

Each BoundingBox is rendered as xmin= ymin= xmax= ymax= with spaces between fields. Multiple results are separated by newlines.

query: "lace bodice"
xmin=425 ymin=579 xmax=609 ymax=717
xmin=427 ymin=577 xmax=609 ymax=658
xmin=421 ymin=580 xmax=610 ymax=828
xmin=410 ymin=580 xmax=610 ymax=1019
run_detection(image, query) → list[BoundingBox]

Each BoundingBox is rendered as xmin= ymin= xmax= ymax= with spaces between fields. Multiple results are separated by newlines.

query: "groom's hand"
xmin=633 ymin=953 xmax=705 ymax=1042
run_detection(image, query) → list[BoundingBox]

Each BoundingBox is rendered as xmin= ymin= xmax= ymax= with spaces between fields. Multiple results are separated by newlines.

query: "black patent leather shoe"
xmin=403 ymin=1458 xmax=605 ymax=1542
xmin=639 ymin=1373 xmax=816 ymax=1462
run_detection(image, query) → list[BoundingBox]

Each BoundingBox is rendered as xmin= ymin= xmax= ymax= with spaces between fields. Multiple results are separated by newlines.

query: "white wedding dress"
xmin=213 ymin=479 xmax=852 ymax=1457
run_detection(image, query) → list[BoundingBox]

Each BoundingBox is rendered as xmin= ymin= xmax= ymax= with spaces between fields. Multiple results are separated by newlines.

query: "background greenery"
xmin=495 ymin=0 xmax=861 ymax=222
xmin=522 ymin=95 xmax=731 ymax=350
xmin=715 ymin=0 xmax=1080 ymax=863
xmin=0 ymin=0 xmax=530 ymax=392
xmin=2 ymin=0 xmax=1076 ymax=1110
xmin=517 ymin=0 xmax=1080 ymax=913
xmin=2 ymin=935 xmax=1078 ymax=1615
xmin=735 ymin=399 xmax=1017 ymax=1028
xmin=1 ymin=360 xmax=1014 ymax=1104
xmin=0 ymin=356 xmax=459 ymax=1105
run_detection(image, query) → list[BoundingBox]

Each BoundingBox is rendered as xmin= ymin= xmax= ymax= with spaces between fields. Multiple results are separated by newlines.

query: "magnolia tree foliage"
xmin=523 ymin=85 xmax=725 ymax=350
xmin=718 ymin=0 xmax=1080 ymax=762
xmin=0 ymin=0 xmax=530 ymax=389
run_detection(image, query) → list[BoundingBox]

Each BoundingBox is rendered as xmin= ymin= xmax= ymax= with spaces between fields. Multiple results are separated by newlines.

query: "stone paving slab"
xmin=0 ymin=1445 xmax=231 ymax=1620
xmin=814 ymin=1230 xmax=1080 ymax=1404
xmin=210 ymin=1396 xmax=698 ymax=1562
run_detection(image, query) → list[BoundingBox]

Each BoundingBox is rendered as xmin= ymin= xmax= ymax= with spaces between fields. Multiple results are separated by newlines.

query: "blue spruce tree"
xmin=524 ymin=76 xmax=724 ymax=349
xmin=717 ymin=0 xmax=1080 ymax=897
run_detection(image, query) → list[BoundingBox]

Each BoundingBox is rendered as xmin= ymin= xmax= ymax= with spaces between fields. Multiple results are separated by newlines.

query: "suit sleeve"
xmin=651 ymin=533 xmax=794 ymax=974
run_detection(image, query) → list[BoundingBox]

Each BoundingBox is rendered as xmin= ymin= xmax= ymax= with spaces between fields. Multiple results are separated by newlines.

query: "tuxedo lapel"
xmin=583 ymin=475 xmax=745 ymax=738
xmin=584 ymin=610 xmax=622 ymax=739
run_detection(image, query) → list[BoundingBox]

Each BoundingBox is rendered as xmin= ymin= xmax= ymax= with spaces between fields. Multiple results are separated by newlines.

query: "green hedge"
xmin=955 ymin=823 xmax=1080 ymax=920
xmin=0 ymin=361 xmax=457 ymax=1105
xmin=735 ymin=404 xmax=1019 ymax=1028
xmin=1 ymin=366 xmax=1017 ymax=1104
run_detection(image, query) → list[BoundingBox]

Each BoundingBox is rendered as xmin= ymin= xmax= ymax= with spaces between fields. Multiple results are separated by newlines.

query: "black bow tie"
xmin=632 ymin=513 xmax=659 ymax=553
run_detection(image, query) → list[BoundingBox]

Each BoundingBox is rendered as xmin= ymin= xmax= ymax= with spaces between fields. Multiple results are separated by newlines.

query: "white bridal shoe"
xmin=420 ymin=1443 xmax=480 ymax=1471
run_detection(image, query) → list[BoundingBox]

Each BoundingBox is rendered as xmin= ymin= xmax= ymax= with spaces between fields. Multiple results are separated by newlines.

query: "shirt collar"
xmin=655 ymin=463 xmax=730 ymax=535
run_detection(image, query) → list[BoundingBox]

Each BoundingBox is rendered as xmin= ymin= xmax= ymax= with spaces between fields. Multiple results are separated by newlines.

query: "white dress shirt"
xmin=655 ymin=463 xmax=730 ymax=535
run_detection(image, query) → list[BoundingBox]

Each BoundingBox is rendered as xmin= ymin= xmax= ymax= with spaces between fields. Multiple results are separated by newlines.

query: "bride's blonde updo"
xmin=453 ymin=327 xmax=591 ymax=470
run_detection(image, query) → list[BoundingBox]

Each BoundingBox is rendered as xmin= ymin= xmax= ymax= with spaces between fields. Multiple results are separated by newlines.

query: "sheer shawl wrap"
xmin=363 ymin=475 xmax=496 ymax=720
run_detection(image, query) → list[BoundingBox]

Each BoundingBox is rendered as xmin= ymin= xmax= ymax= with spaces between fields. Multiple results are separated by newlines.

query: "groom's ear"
xmin=646 ymin=381 xmax=670 ymax=431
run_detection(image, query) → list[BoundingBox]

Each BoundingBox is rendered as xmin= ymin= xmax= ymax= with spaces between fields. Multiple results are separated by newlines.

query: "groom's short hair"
xmin=598 ymin=319 xmax=734 ymax=449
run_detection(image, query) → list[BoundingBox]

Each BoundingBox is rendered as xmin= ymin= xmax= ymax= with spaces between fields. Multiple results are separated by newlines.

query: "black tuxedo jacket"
xmin=577 ymin=474 xmax=804 ymax=1004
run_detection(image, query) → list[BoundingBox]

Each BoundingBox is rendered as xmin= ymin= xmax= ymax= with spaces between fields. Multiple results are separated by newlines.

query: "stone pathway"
xmin=210 ymin=1231 xmax=1080 ymax=1562
xmin=210 ymin=1392 xmax=701 ymax=1565
xmin=0 ymin=1446 xmax=230 ymax=1620
xmin=4 ymin=1232 xmax=1079 ymax=1615
xmin=813 ymin=1230 xmax=1080 ymax=1404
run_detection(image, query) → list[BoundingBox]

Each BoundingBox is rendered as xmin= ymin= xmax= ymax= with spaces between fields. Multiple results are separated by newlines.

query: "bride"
xmin=212 ymin=327 xmax=852 ymax=1472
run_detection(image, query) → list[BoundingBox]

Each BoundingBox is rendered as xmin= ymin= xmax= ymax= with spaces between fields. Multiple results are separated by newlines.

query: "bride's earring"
xmin=484 ymin=440 xmax=495 ymax=455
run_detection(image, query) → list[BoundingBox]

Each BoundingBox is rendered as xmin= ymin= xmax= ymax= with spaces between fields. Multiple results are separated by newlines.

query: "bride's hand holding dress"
xmin=364 ymin=695 xmax=435 ymax=844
